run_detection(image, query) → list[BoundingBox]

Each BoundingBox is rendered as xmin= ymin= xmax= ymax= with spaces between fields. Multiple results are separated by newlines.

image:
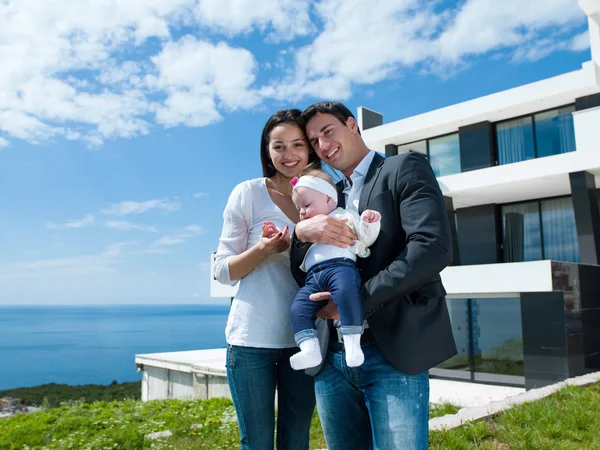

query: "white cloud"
xmin=570 ymin=31 xmax=590 ymax=51
xmin=262 ymin=0 xmax=587 ymax=100
xmin=0 ymin=137 xmax=9 ymax=148
xmin=0 ymin=0 xmax=264 ymax=145
xmin=0 ymin=0 xmax=198 ymax=144
xmin=101 ymin=242 xmax=135 ymax=258
xmin=193 ymin=192 xmax=209 ymax=198
xmin=152 ymin=36 xmax=260 ymax=127
xmin=143 ymin=247 xmax=171 ymax=255
xmin=154 ymin=236 xmax=186 ymax=246
xmin=184 ymin=225 xmax=205 ymax=234
xmin=46 ymin=214 xmax=96 ymax=229
xmin=47 ymin=214 xmax=160 ymax=232
xmin=194 ymin=0 xmax=314 ymax=42
xmin=0 ymin=0 xmax=589 ymax=145
xmin=104 ymin=221 xmax=158 ymax=232
xmin=145 ymin=225 xmax=204 ymax=253
xmin=0 ymin=242 xmax=132 ymax=279
xmin=438 ymin=0 xmax=586 ymax=62
xmin=101 ymin=198 xmax=180 ymax=216
xmin=262 ymin=0 xmax=440 ymax=100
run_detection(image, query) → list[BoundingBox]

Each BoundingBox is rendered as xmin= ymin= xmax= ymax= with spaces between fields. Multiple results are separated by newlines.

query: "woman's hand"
xmin=259 ymin=222 xmax=290 ymax=255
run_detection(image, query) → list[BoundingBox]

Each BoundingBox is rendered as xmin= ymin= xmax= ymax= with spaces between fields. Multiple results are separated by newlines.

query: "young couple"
xmin=214 ymin=101 xmax=457 ymax=450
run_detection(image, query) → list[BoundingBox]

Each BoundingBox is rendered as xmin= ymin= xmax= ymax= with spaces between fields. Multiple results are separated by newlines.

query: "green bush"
xmin=0 ymin=381 xmax=140 ymax=407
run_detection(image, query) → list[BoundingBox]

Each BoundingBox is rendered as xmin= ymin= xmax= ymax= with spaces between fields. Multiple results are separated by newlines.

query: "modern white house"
xmin=355 ymin=0 xmax=600 ymax=390
xmin=137 ymin=0 xmax=600 ymax=397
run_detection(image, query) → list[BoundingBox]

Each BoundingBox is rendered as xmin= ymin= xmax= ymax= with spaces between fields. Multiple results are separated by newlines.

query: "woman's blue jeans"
xmin=226 ymin=345 xmax=316 ymax=450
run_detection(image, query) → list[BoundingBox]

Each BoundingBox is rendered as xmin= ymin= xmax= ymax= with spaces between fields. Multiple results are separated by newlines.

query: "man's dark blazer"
xmin=291 ymin=151 xmax=458 ymax=375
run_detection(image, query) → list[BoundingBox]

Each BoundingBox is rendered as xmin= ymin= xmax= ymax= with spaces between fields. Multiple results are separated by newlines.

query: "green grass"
xmin=0 ymin=392 xmax=457 ymax=450
xmin=2 ymin=383 xmax=599 ymax=449
xmin=430 ymin=402 xmax=461 ymax=418
xmin=0 ymin=397 xmax=238 ymax=450
xmin=429 ymin=382 xmax=600 ymax=449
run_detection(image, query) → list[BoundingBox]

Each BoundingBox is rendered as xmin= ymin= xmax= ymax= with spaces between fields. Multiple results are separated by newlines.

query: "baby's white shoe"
xmin=290 ymin=337 xmax=322 ymax=370
xmin=343 ymin=334 xmax=364 ymax=367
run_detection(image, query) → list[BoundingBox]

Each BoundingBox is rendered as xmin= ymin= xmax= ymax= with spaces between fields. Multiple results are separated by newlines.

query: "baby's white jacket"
xmin=299 ymin=208 xmax=382 ymax=272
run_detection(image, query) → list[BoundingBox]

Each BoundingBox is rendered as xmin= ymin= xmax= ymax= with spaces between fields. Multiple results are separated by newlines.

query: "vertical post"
xmin=385 ymin=144 xmax=398 ymax=157
xmin=569 ymin=171 xmax=600 ymax=265
xmin=458 ymin=121 xmax=496 ymax=172
xmin=444 ymin=196 xmax=461 ymax=266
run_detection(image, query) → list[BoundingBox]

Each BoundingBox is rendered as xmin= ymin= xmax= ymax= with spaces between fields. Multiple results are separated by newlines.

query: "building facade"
xmin=359 ymin=0 xmax=600 ymax=389
xmin=210 ymin=0 xmax=600 ymax=390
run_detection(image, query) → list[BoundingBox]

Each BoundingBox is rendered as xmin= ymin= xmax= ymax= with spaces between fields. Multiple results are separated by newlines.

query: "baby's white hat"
xmin=291 ymin=175 xmax=338 ymax=205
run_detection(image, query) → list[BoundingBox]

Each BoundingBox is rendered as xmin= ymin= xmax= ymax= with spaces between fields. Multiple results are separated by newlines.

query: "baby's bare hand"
xmin=262 ymin=221 xmax=279 ymax=239
xmin=361 ymin=210 xmax=381 ymax=223
xmin=260 ymin=225 xmax=290 ymax=255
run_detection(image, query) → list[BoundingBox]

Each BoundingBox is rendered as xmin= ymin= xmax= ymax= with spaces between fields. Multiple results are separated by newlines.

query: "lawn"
xmin=1 ymin=383 xmax=599 ymax=449
xmin=429 ymin=382 xmax=600 ymax=449
xmin=0 ymin=398 xmax=457 ymax=450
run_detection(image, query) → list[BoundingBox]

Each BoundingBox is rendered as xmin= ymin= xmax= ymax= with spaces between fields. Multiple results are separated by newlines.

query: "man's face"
xmin=305 ymin=113 xmax=360 ymax=177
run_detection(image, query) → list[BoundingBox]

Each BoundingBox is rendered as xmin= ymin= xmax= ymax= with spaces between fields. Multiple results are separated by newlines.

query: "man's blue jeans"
xmin=315 ymin=336 xmax=429 ymax=450
xmin=226 ymin=345 xmax=316 ymax=450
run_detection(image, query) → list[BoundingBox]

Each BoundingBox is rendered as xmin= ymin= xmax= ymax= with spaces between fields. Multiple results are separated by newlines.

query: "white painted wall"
xmin=579 ymin=0 xmax=600 ymax=66
xmin=440 ymin=261 xmax=554 ymax=297
xmin=573 ymin=105 xmax=600 ymax=153
xmin=210 ymin=252 xmax=238 ymax=298
xmin=363 ymin=63 xmax=600 ymax=155
xmin=136 ymin=349 xmax=231 ymax=401
xmin=438 ymin=150 xmax=600 ymax=208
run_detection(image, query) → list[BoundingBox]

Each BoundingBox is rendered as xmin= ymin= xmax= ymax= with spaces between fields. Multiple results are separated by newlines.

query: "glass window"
xmin=428 ymin=134 xmax=461 ymax=177
xmin=496 ymin=117 xmax=535 ymax=165
xmin=397 ymin=140 xmax=427 ymax=156
xmin=471 ymin=298 xmax=524 ymax=377
xmin=433 ymin=298 xmax=525 ymax=385
xmin=502 ymin=202 xmax=542 ymax=262
xmin=435 ymin=299 xmax=470 ymax=375
xmin=541 ymin=197 xmax=580 ymax=263
xmin=534 ymin=106 xmax=576 ymax=158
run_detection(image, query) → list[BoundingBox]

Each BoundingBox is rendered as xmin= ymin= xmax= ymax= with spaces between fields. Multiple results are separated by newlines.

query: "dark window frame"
xmin=426 ymin=132 xmax=462 ymax=177
xmin=494 ymin=103 xmax=575 ymax=163
xmin=432 ymin=297 xmax=526 ymax=387
xmin=501 ymin=194 xmax=577 ymax=263
xmin=397 ymin=103 xmax=576 ymax=175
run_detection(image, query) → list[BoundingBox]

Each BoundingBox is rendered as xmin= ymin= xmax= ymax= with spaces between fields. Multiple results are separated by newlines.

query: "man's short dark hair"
xmin=301 ymin=101 xmax=360 ymax=135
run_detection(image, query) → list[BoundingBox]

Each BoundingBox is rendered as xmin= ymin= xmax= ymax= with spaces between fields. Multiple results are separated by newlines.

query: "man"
xmin=291 ymin=101 xmax=457 ymax=449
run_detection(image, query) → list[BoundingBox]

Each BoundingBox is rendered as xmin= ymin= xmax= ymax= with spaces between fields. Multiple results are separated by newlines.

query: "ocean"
xmin=0 ymin=304 xmax=230 ymax=391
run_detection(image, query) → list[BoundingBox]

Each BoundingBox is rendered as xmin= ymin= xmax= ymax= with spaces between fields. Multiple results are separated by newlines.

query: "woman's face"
xmin=267 ymin=123 xmax=310 ymax=179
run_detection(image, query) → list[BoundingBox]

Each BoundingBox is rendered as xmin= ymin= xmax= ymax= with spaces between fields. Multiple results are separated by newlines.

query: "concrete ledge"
xmin=136 ymin=348 xmax=227 ymax=376
xmin=429 ymin=379 xmax=524 ymax=408
xmin=430 ymin=371 xmax=600 ymax=431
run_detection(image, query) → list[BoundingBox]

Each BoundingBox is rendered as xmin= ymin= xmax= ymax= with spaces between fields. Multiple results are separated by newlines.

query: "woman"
xmin=214 ymin=109 xmax=320 ymax=450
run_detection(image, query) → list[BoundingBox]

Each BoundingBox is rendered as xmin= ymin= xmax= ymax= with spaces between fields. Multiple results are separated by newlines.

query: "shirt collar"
xmin=353 ymin=150 xmax=376 ymax=179
xmin=344 ymin=150 xmax=376 ymax=189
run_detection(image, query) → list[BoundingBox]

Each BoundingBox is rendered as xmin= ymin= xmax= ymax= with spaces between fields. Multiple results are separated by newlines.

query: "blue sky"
xmin=0 ymin=0 xmax=591 ymax=305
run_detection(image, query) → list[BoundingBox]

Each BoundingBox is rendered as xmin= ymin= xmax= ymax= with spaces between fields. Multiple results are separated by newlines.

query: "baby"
xmin=284 ymin=169 xmax=381 ymax=370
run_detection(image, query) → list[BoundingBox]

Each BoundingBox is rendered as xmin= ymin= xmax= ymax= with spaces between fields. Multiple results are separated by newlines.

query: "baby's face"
xmin=292 ymin=187 xmax=335 ymax=220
